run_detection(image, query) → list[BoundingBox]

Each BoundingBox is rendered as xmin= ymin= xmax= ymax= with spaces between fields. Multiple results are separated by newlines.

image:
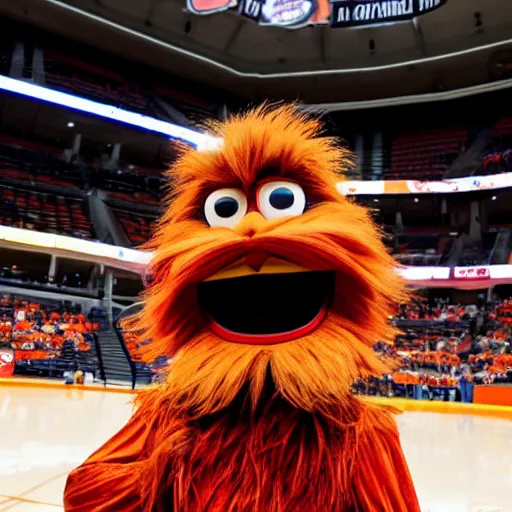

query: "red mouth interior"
xmin=197 ymin=271 xmax=334 ymax=345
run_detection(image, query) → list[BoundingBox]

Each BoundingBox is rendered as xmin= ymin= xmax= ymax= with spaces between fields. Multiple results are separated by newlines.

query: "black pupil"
xmin=214 ymin=197 xmax=239 ymax=218
xmin=269 ymin=187 xmax=294 ymax=210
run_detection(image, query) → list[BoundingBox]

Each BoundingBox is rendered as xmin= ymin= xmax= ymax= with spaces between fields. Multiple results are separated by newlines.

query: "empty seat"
xmin=385 ymin=127 xmax=467 ymax=181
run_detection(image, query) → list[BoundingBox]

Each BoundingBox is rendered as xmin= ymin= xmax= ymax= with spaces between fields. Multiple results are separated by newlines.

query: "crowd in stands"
xmin=0 ymin=294 xmax=100 ymax=377
xmin=2 ymin=288 xmax=512 ymax=398
xmin=354 ymin=297 xmax=512 ymax=402
xmin=480 ymin=117 xmax=512 ymax=175
xmin=395 ymin=298 xmax=478 ymax=322
xmin=113 ymin=295 xmax=512 ymax=396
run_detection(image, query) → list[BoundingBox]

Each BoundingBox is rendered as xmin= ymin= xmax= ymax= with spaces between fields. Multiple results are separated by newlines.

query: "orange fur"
xmin=64 ymin=105 xmax=419 ymax=512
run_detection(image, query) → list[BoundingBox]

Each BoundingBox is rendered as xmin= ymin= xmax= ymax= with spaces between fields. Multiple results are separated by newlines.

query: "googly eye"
xmin=258 ymin=181 xmax=306 ymax=220
xmin=204 ymin=188 xmax=248 ymax=228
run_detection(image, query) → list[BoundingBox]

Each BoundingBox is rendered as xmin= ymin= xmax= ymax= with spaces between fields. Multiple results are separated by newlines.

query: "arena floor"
xmin=0 ymin=385 xmax=511 ymax=512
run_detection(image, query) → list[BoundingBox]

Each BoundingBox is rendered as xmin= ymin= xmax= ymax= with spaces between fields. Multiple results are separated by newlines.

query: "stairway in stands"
xmin=132 ymin=361 xmax=153 ymax=386
xmin=96 ymin=329 xmax=134 ymax=387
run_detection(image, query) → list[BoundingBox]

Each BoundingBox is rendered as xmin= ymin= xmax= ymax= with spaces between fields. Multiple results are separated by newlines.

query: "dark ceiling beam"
xmin=224 ymin=20 xmax=244 ymax=53
xmin=318 ymin=27 xmax=327 ymax=63
xmin=145 ymin=0 xmax=165 ymax=27
xmin=412 ymin=18 xmax=428 ymax=57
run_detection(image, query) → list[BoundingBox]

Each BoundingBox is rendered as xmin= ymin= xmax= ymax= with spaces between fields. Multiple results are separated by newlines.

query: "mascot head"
xmin=134 ymin=105 xmax=405 ymax=418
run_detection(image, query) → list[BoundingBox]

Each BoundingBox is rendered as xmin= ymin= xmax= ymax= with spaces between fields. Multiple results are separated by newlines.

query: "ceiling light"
xmin=0 ymin=75 xmax=218 ymax=148
xmin=67 ymin=121 xmax=75 ymax=128
xmin=492 ymin=196 xmax=497 ymax=200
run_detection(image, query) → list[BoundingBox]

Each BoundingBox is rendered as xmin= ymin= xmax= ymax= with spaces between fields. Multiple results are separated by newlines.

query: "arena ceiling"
xmin=2 ymin=0 xmax=512 ymax=104
xmin=0 ymin=92 xmax=171 ymax=166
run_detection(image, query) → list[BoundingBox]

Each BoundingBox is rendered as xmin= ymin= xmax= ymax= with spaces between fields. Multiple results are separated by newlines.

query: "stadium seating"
xmin=44 ymin=50 xmax=155 ymax=117
xmin=385 ymin=127 xmax=468 ymax=180
xmin=458 ymin=232 xmax=498 ymax=266
xmin=354 ymin=298 xmax=512 ymax=399
xmin=105 ymin=190 xmax=161 ymax=207
xmin=0 ymin=183 xmax=94 ymax=239
xmin=113 ymin=209 xmax=157 ymax=246
xmin=392 ymin=232 xmax=456 ymax=266
xmin=480 ymin=117 xmax=512 ymax=175
xmin=0 ymin=294 xmax=100 ymax=377
xmin=0 ymin=138 xmax=80 ymax=189
xmin=43 ymin=50 xmax=218 ymax=123
xmin=151 ymin=84 xmax=219 ymax=120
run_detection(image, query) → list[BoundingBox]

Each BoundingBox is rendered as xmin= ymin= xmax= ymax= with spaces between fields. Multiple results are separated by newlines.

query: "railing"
xmin=114 ymin=302 xmax=152 ymax=388
xmin=90 ymin=331 xmax=107 ymax=387
xmin=110 ymin=326 xmax=138 ymax=390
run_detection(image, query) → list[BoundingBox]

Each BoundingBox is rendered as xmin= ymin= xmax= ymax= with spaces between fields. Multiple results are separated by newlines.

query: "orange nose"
xmin=234 ymin=211 xmax=266 ymax=238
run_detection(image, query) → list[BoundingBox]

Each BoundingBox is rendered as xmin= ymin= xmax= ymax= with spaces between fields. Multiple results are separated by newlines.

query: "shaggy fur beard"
xmin=138 ymin=392 xmax=368 ymax=512
xmin=136 ymin=337 xmax=389 ymax=512
xmin=134 ymin=325 xmax=397 ymax=511
xmin=148 ymin=323 xmax=389 ymax=419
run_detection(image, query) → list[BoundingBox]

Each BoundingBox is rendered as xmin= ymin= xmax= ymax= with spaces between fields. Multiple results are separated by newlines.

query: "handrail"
xmin=107 ymin=325 xmax=137 ymax=390
xmin=113 ymin=302 xmax=146 ymax=389
xmin=91 ymin=331 xmax=107 ymax=387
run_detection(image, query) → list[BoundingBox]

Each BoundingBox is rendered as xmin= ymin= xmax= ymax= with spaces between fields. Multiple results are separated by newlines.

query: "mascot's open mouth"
xmin=198 ymin=260 xmax=335 ymax=344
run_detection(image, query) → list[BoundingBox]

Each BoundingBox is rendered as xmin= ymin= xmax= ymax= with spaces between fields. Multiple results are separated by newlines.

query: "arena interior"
xmin=0 ymin=0 xmax=512 ymax=510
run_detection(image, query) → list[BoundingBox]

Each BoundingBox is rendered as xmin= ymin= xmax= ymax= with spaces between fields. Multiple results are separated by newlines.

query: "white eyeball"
xmin=258 ymin=181 xmax=306 ymax=220
xmin=204 ymin=188 xmax=248 ymax=228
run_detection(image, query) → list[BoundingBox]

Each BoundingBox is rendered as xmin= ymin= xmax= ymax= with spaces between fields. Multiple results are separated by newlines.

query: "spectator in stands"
xmin=459 ymin=364 xmax=474 ymax=403
xmin=0 ymin=295 xmax=99 ymax=378
xmin=358 ymin=297 xmax=512 ymax=401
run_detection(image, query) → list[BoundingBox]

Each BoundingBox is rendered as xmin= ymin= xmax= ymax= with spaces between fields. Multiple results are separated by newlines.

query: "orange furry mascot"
xmin=64 ymin=105 xmax=420 ymax=512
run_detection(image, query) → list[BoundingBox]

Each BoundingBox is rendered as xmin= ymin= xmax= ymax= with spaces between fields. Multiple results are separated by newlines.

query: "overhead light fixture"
xmin=0 ymin=75 xmax=220 ymax=149
xmin=67 ymin=121 xmax=75 ymax=128
xmin=414 ymin=197 xmax=419 ymax=203
xmin=492 ymin=195 xmax=497 ymax=200
xmin=373 ymin=198 xmax=379 ymax=203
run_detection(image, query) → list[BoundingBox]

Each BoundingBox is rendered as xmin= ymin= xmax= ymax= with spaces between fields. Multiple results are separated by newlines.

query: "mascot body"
xmin=64 ymin=106 xmax=420 ymax=512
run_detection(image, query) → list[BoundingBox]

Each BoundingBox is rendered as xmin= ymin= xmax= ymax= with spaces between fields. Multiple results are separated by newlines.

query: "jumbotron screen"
xmin=187 ymin=0 xmax=447 ymax=29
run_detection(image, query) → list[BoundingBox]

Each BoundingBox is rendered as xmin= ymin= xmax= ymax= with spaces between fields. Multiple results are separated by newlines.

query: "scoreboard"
xmin=187 ymin=0 xmax=447 ymax=29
